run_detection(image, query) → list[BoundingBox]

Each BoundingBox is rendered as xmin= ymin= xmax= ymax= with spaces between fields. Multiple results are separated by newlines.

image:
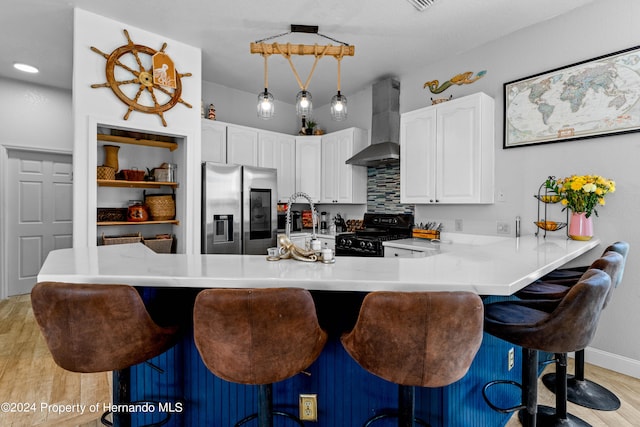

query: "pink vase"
xmin=568 ymin=212 xmax=593 ymax=241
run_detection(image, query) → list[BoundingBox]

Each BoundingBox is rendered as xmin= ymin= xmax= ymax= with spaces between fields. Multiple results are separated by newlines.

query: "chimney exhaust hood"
xmin=346 ymin=78 xmax=400 ymax=167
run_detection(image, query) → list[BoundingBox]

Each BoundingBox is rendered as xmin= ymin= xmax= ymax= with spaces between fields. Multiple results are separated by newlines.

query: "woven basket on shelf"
xmin=145 ymin=194 xmax=175 ymax=220
xmin=101 ymin=232 xmax=142 ymax=245
xmin=97 ymin=166 xmax=115 ymax=180
xmin=143 ymin=235 xmax=174 ymax=253
xmin=122 ymin=169 xmax=146 ymax=181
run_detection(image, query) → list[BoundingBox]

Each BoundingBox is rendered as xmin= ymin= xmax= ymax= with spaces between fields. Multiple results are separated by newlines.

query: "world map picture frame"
xmin=503 ymin=44 xmax=640 ymax=148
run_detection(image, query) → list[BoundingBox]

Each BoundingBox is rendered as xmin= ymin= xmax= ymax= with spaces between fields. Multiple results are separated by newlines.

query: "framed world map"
xmin=504 ymin=45 xmax=640 ymax=148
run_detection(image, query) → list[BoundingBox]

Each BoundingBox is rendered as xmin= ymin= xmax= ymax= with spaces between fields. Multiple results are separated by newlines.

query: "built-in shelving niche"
xmin=95 ymin=124 xmax=187 ymax=253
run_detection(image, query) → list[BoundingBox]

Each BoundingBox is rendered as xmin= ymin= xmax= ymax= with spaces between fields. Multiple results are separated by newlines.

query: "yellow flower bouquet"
xmin=547 ymin=175 xmax=616 ymax=218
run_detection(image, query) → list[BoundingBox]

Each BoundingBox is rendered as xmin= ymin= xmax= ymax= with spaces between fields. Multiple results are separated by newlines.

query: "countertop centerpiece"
xmin=547 ymin=174 xmax=616 ymax=240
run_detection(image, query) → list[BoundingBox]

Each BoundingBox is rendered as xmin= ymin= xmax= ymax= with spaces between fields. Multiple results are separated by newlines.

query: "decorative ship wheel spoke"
xmin=91 ymin=29 xmax=192 ymax=126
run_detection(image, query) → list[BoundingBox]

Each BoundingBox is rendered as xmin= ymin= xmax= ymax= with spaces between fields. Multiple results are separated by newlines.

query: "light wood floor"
xmin=1 ymin=294 xmax=639 ymax=427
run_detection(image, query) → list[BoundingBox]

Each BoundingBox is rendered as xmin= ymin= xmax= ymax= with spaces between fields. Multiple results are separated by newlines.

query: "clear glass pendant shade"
xmin=257 ymin=89 xmax=275 ymax=119
xmin=296 ymin=90 xmax=313 ymax=117
xmin=330 ymin=91 xmax=348 ymax=121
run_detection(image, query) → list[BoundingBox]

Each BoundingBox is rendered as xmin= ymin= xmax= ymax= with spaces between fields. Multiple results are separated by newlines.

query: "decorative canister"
xmin=103 ymin=145 xmax=120 ymax=171
xmin=127 ymin=200 xmax=149 ymax=222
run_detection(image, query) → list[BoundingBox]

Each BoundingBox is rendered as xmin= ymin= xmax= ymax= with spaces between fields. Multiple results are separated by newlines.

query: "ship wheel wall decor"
xmin=91 ymin=29 xmax=192 ymax=126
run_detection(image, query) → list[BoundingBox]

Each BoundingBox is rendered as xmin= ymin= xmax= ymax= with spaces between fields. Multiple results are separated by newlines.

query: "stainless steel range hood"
xmin=346 ymin=78 xmax=400 ymax=166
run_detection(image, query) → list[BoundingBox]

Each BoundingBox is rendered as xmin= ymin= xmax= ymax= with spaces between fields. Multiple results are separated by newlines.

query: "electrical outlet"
xmin=299 ymin=394 xmax=318 ymax=422
xmin=508 ymin=347 xmax=515 ymax=371
xmin=454 ymin=219 xmax=463 ymax=232
xmin=497 ymin=189 xmax=506 ymax=202
xmin=497 ymin=221 xmax=510 ymax=235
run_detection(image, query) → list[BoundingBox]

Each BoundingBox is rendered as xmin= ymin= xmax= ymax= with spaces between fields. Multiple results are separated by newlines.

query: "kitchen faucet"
xmin=285 ymin=192 xmax=317 ymax=239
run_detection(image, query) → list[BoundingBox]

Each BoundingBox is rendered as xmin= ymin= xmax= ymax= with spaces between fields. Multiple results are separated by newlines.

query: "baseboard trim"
xmin=575 ymin=347 xmax=640 ymax=379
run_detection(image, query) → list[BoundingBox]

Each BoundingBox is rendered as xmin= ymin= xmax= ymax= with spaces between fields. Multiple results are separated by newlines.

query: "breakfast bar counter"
xmin=36 ymin=234 xmax=600 ymax=427
xmin=38 ymin=233 xmax=599 ymax=296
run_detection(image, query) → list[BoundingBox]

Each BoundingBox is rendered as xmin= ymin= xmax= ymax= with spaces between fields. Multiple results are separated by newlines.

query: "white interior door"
xmin=6 ymin=149 xmax=73 ymax=296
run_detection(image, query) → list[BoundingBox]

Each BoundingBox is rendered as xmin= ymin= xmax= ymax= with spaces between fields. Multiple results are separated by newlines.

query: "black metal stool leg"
xmin=234 ymin=383 xmax=304 ymax=427
xmin=518 ymin=348 xmax=538 ymax=427
xmin=536 ymin=353 xmax=592 ymax=427
xmin=362 ymin=385 xmax=430 ymax=427
xmin=542 ymin=349 xmax=621 ymax=411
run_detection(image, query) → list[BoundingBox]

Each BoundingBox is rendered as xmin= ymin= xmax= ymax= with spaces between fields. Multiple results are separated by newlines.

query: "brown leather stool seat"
xmin=31 ymin=282 xmax=182 ymax=427
xmin=341 ymin=291 xmax=484 ymax=427
xmin=482 ymin=268 xmax=613 ymax=427
xmin=516 ymin=242 xmax=629 ymax=412
xmin=193 ymin=288 xmax=327 ymax=427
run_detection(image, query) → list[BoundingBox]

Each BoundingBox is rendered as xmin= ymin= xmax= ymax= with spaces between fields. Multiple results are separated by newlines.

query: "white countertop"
xmin=37 ymin=234 xmax=600 ymax=296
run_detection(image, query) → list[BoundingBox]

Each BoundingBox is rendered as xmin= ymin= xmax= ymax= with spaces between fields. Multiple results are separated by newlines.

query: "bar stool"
xmin=341 ymin=291 xmax=484 ymax=427
xmin=31 ymin=282 xmax=182 ymax=427
xmin=516 ymin=242 xmax=627 ymax=301
xmin=517 ymin=242 xmax=629 ymax=411
xmin=193 ymin=288 xmax=327 ymax=427
xmin=482 ymin=268 xmax=612 ymax=427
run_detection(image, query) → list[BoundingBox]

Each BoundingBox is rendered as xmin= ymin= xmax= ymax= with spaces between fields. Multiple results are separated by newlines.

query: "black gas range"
xmin=335 ymin=213 xmax=414 ymax=257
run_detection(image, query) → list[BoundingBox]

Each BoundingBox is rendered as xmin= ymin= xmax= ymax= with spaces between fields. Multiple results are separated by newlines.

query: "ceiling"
xmin=2 ymin=0 xmax=595 ymax=108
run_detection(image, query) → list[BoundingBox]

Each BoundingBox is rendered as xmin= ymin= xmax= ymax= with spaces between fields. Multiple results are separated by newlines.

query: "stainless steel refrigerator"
xmin=202 ymin=162 xmax=277 ymax=255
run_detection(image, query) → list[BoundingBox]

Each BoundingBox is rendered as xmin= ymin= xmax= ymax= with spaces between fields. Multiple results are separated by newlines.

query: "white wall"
xmin=397 ymin=0 xmax=640 ymax=374
xmin=202 ymin=81 xmax=298 ymax=134
xmin=72 ymin=8 xmax=202 ymax=253
xmin=0 ymin=77 xmax=72 ymax=152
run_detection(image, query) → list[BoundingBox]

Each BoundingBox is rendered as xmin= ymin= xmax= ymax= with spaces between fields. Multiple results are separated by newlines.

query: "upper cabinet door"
xmin=400 ymin=107 xmax=437 ymax=203
xmin=201 ymin=119 xmax=227 ymax=163
xmin=227 ymin=125 xmax=259 ymax=166
xmin=295 ymin=136 xmax=322 ymax=203
xmin=400 ymin=92 xmax=494 ymax=204
xmin=321 ymin=128 xmax=367 ymax=204
xmin=259 ymin=131 xmax=296 ymax=203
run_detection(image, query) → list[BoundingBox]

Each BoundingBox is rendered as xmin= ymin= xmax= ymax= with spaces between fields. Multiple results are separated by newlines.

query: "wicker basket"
xmin=97 ymin=166 xmax=115 ymax=180
xmin=122 ymin=169 xmax=146 ymax=181
xmin=145 ymin=194 xmax=175 ymax=220
xmin=143 ymin=235 xmax=174 ymax=253
xmin=97 ymin=207 xmax=127 ymax=222
xmin=101 ymin=232 xmax=142 ymax=245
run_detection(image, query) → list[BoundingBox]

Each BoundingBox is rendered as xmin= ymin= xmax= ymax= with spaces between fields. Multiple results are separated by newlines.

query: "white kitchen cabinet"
xmin=259 ymin=131 xmax=296 ymax=202
xmin=227 ymin=125 xmax=259 ymax=166
xmin=400 ymin=92 xmax=494 ymax=204
xmin=201 ymin=119 xmax=227 ymax=163
xmin=295 ymin=136 xmax=322 ymax=203
xmin=321 ymin=127 xmax=368 ymax=204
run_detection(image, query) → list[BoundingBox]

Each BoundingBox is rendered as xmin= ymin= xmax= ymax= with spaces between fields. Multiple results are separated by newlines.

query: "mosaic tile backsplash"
xmin=367 ymin=163 xmax=415 ymax=214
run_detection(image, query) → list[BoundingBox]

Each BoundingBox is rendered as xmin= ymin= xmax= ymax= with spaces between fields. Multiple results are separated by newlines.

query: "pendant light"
xmin=330 ymin=55 xmax=347 ymax=121
xmin=296 ymin=90 xmax=312 ymax=117
xmin=257 ymin=54 xmax=275 ymax=119
xmin=250 ymin=25 xmax=355 ymax=120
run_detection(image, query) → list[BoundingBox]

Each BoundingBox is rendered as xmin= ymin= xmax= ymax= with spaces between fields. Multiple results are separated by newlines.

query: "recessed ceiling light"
xmin=14 ymin=63 xmax=39 ymax=74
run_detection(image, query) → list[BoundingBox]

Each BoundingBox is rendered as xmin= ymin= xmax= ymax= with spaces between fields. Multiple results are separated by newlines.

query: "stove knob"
xmin=359 ymin=241 xmax=366 ymax=248
xmin=367 ymin=242 xmax=374 ymax=249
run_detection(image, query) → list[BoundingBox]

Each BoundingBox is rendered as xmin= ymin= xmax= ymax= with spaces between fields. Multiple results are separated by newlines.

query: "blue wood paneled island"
xmin=37 ymin=234 xmax=599 ymax=426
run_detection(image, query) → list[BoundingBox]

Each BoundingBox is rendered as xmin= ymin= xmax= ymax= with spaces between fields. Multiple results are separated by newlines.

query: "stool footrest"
xmin=234 ymin=410 xmax=305 ymax=427
xmin=363 ymin=412 xmax=430 ymax=427
xmin=482 ymin=380 xmax=526 ymax=414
